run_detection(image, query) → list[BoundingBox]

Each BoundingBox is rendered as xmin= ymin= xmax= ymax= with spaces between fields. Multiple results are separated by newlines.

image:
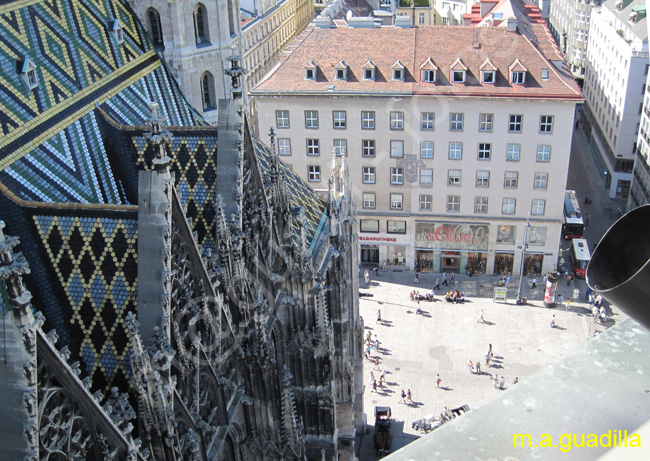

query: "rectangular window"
xmin=421 ymin=112 xmax=435 ymax=130
xmin=448 ymin=169 xmax=461 ymax=186
xmin=387 ymin=220 xmax=406 ymax=234
xmin=479 ymin=113 xmax=493 ymax=132
xmin=362 ymin=139 xmax=375 ymax=157
xmin=418 ymin=12 xmax=425 ymax=24
xmin=481 ymin=70 xmax=495 ymax=84
xmin=504 ymin=171 xmax=518 ymax=188
xmin=390 ymin=140 xmax=404 ymax=158
xmin=507 ymin=144 xmax=520 ymax=161
xmin=308 ymin=165 xmax=320 ymax=182
xmin=422 ymin=69 xmax=436 ymax=82
xmin=449 ymin=142 xmax=463 ymax=159
xmin=360 ymin=219 xmax=379 ymax=233
xmin=362 ymin=111 xmax=375 ymax=129
xmin=276 ymin=110 xmax=289 ymax=128
xmin=452 ymin=70 xmax=465 ymax=83
xmin=333 ymin=111 xmax=347 ymax=129
xmin=333 ymin=139 xmax=347 ymax=156
xmin=511 ymin=71 xmax=526 ymax=84
xmin=306 ymin=139 xmax=319 ymax=156
xmin=540 ymin=115 xmax=553 ymax=133
xmin=502 ymin=197 xmax=516 ymax=214
xmin=537 ymin=145 xmax=551 ymax=162
xmin=531 ymin=199 xmax=546 ymax=215
xmin=305 ymin=110 xmax=319 ymax=129
xmin=419 ymin=194 xmax=432 ymax=211
xmin=420 ymin=168 xmax=433 ymax=185
xmin=390 ymin=193 xmax=403 ymax=210
xmin=363 ymin=166 xmax=376 ymax=184
xmin=390 ymin=167 xmax=404 ymax=185
xmin=278 ymin=138 xmax=291 ymax=156
xmin=447 ymin=195 xmax=460 ymax=212
xmin=478 ymin=143 xmax=492 ymax=160
xmin=390 ymin=111 xmax=404 ymax=130
xmin=476 ymin=170 xmax=490 ymax=187
xmin=509 ymin=114 xmax=523 ymax=133
xmin=364 ymin=68 xmax=374 ymax=80
xmin=534 ymin=172 xmax=548 ymax=189
xmin=474 ymin=196 xmax=488 ymax=213
xmin=450 ymin=113 xmax=464 ymax=131
xmin=420 ymin=141 xmax=434 ymax=158
xmin=363 ymin=192 xmax=376 ymax=209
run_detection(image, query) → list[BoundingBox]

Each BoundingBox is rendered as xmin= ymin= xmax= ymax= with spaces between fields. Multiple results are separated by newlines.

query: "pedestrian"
xmin=372 ymin=379 xmax=378 ymax=393
xmin=477 ymin=309 xmax=485 ymax=323
xmin=485 ymin=351 xmax=492 ymax=366
xmin=399 ymin=389 xmax=406 ymax=403
xmin=364 ymin=269 xmax=370 ymax=284
xmin=378 ymin=375 xmax=384 ymax=389
xmin=475 ymin=360 xmax=481 ymax=375
xmin=373 ymin=266 xmax=379 ymax=277
xmin=416 ymin=300 xmax=422 ymax=315
xmin=436 ymin=374 xmax=441 ymax=388
xmin=492 ymin=374 xmax=498 ymax=388
xmin=506 ymin=276 xmax=511 ymax=286
xmin=435 ymin=277 xmax=441 ymax=290
xmin=567 ymin=274 xmax=572 ymax=286
xmin=532 ymin=277 xmax=537 ymax=289
xmin=382 ymin=259 xmax=387 ymax=271
xmin=377 ymin=309 xmax=382 ymax=324
xmin=566 ymin=298 xmax=571 ymax=311
xmin=442 ymin=273 xmax=448 ymax=286
xmin=500 ymin=376 xmax=505 ymax=389
xmin=381 ymin=369 xmax=386 ymax=383
xmin=414 ymin=271 xmax=419 ymax=284
xmin=557 ymin=294 xmax=564 ymax=308
xmin=365 ymin=345 xmax=371 ymax=360
xmin=450 ymin=272 xmax=456 ymax=284
xmin=584 ymin=193 xmax=589 ymax=204
xmin=513 ymin=377 xmax=519 ymax=384
xmin=374 ymin=358 xmax=380 ymax=370
xmin=468 ymin=360 xmax=474 ymax=374
xmin=407 ymin=389 xmax=413 ymax=403
xmin=585 ymin=214 xmax=591 ymax=225
xmin=550 ymin=314 xmax=557 ymax=328
xmin=374 ymin=338 xmax=380 ymax=351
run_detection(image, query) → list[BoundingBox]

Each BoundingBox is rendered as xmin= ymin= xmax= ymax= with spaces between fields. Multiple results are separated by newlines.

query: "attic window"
xmin=306 ymin=69 xmax=315 ymax=79
xmin=363 ymin=60 xmax=376 ymax=80
xmin=422 ymin=69 xmax=436 ymax=82
xmin=334 ymin=60 xmax=348 ymax=81
xmin=110 ymin=19 xmax=125 ymax=44
xmin=304 ymin=61 xmax=317 ymax=80
xmin=481 ymin=71 xmax=495 ymax=84
xmin=452 ymin=70 xmax=465 ymax=83
xmin=511 ymin=71 xmax=526 ymax=84
xmin=541 ymin=68 xmax=549 ymax=80
xmin=336 ymin=68 xmax=346 ymax=80
xmin=17 ymin=57 xmax=38 ymax=90
xmin=392 ymin=60 xmax=405 ymax=81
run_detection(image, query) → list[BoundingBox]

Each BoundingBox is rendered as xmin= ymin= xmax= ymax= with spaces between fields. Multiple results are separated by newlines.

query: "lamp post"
xmin=516 ymin=214 xmax=531 ymax=305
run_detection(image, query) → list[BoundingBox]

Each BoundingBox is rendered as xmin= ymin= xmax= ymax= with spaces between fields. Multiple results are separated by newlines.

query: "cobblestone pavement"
xmin=355 ymin=269 xmax=627 ymax=460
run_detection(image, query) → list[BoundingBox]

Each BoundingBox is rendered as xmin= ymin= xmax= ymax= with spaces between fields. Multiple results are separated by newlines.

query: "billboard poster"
xmin=496 ymin=225 xmax=516 ymax=245
xmin=527 ymin=226 xmax=547 ymax=247
xmin=415 ymin=223 xmax=489 ymax=250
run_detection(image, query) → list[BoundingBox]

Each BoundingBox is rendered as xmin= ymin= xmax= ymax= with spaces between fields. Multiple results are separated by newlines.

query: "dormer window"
xmin=450 ymin=57 xmax=467 ymax=83
xmin=392 ymin=60 xmax=405 ymax=81
xmin=109 ymin=19 xmax=125 ymax=44
xmin=334 ymin=60 xmax=348 ymax=81
xmin=479 ymin=58 xmax=497 ymax=84
xmin=363 ymin=59 xmax=376 ymax=80
xmin=509 ymin=58 xmax=528 ymax=85
xmin=304 ymin=60 xmax=318 ymax=80
xmin=420 ymin=57 xmax=437 ymax=83
xmin=17 ymin=57 xmax=38 ymax=90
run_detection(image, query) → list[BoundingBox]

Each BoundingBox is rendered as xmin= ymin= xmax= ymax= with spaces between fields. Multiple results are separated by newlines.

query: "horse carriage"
xmin=373 ymin=406 xmax=393 ymax=457
xmin=412 ymin=404 xmax=470 ymax=433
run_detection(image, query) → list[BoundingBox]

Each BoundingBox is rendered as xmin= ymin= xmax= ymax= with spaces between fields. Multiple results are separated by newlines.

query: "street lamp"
xmin=516 ymin=214 xmax=531 ymax=305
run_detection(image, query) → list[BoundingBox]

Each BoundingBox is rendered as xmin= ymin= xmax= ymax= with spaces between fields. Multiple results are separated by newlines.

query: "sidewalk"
xmin=356 ymin=269 xmax=627 ymax=460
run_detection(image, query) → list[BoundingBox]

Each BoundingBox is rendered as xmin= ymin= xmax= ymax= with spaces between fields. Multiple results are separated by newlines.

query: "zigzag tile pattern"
xmin=33 ymin=213 xmax=138 ymax=392
xmin=253 ymin=136 xmax=326 ymax=249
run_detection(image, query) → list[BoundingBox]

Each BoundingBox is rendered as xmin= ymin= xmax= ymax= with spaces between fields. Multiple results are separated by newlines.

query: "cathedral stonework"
xmin=0 ymin=0 xmax=360 ymax=459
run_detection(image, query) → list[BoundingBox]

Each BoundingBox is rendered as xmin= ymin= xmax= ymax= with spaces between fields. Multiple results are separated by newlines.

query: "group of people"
xmin=467 ymin=359 xmax=481 ymax=375
xmin=410 ymin=289 xmax=435 ymax=302
xmin=444 ymin=290 xmax=466 ymax=303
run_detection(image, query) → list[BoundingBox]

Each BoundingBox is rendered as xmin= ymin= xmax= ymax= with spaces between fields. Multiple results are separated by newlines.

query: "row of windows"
xmin=276 ymin=110 xmax=555 ymax=133
xmin=360 ymin=193 xmax=546 ymax=215
xmin=279 ymin=138 xmax=552 ymax=162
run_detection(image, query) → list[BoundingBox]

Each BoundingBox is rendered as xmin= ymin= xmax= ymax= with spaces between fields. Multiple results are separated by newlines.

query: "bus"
xmin=563 ymin=190 xmax=585 ymax=239
xmin=570 ymin=238 xmax=591 ymax=278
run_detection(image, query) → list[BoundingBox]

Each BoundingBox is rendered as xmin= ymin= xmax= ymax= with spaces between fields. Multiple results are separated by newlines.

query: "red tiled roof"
xmin=252 ymin=25 xmax=582 ymax=100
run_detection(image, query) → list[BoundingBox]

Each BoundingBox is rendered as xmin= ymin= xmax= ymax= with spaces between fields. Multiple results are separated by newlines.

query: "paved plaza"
xmin=355 ymin=268 xmax=627 ymax=460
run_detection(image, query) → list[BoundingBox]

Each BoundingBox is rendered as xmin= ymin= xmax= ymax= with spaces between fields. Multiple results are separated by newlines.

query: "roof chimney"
xmin=506 ymin=17 xmax=517 ymax=32
xmin=395 ymin=15 xmax=412 ymax=28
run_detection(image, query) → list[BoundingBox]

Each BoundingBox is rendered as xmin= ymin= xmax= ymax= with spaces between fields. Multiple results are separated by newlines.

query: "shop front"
xmin=360 ymin=244 xmax=379 ymax=264
xmin=493 ymin=252 xmax=514 ymax=275
xmin=415 ymin=222 xmax=489 ymax=273
xmin=359 ymin=235 xmax=409 ymax=268
xmin=524 ymin=253 xmax=544 ymax=275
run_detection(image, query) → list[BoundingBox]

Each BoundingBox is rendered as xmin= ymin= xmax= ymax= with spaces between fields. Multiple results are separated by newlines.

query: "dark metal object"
xmin=587 ymin=205 xmax=650 ymax=331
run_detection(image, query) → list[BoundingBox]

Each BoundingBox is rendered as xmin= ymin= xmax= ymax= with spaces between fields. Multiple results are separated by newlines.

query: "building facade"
xmin=548 ymin=0 xmax=597 ymax=79
xmin=0 ymin=0 xmax=361 ymax=459
xmin=252 ymin=22 xmax=582 ymax=275
xmin=582 ymin=0 xmax=648 ymax=199
xmin=629 ymin=71 xmax=650 ymax=207
xmin=129 ymin=0 xmax=314 ymax=124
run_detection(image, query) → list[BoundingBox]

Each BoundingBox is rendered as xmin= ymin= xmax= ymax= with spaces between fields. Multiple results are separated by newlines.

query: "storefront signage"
xmin=415 ymin=223 xmax=489 ymax=250
xmin=493 ymin=287 xmax=508 ymax=303
xmin=359 ymin=236 xmax=398 ymax=243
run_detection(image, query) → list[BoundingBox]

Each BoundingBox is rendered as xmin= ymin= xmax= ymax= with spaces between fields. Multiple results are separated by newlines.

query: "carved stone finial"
xmin=144 ymin=102 xmax=172 ymax=171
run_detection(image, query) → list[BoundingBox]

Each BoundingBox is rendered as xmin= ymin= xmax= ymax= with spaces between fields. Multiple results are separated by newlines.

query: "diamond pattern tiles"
xmin=33 ymin=213 xmax=138 ymax=393
xmin=134 ymin=133 xmax=218 ymax=253
xmin=253 ymin=136 xmax=327 ymax=250
xmin=0 ymin=0 xmax=150 ymax=137
xmin=0 ymin=111 xmax=123 ymax=203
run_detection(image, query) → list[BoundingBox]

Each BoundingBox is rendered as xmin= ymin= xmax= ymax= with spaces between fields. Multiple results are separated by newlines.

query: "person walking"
xmin=468 ymin=360 xmax=474 ymax=374
xmin=407 ymin=389 xmax=413 ymax=403
xmin=450 ymin=272 xmax=456 ymax=284
xmin=399 ymin=389 xmax=406 ymax=403
xmin=436 ymin=374 xmax=441 ymax=388
xmin=500 ymin=376 xmax=505 ymax=389
xmin=435 ymin=277 xmax=441 ymax=291
xmin=442 ymin=273 xmax=448 ymax=286
xmin=413 ymin=271 xmax=419 ymax=284
xmin=475 ymin=360 xmax=481 ymax=375
xmin=492 ymin=374 xmax=499 ymax=388
xmin=364 ymin=269 xmax=370 ymax=284
xmin=372 ymin=379 xmax=378 ymax=393
xmin=477 ymin=309 xmax=485 ymax=323
xmin=376 ymin=309 xmax=382 ymax=324
xmin=382 ymin=259 xmax=387 ymax=271
xmin=416 ymin=300 xmax=422 ymax=315
xmin=585 ymin=214 xmax=591 ymax=226
xmin=374 ymin=358 xmax=380 ymax=370
xmin=532 ymin=277 xmax=537 ymax=289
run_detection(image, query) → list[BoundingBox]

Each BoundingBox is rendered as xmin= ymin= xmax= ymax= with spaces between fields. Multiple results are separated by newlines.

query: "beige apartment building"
xmin=252 ymin=21 xmax=582 ymax=275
